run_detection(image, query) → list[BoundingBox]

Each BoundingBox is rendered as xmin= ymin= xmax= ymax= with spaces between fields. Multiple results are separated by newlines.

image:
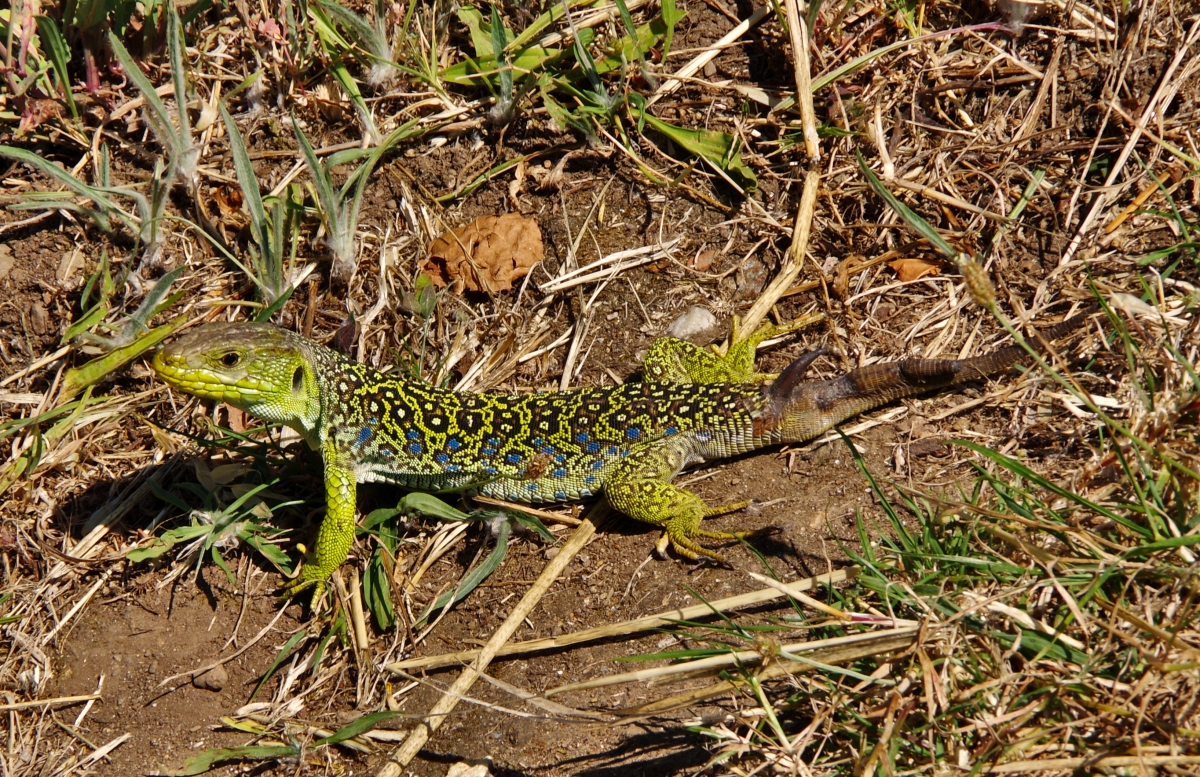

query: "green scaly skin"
xmin=151 ymin=311 xmax=1090 ymax=603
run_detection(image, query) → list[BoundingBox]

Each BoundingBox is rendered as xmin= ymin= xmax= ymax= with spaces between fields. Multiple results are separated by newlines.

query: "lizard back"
xmin=316 ymin=354 xmax=774 ymax=503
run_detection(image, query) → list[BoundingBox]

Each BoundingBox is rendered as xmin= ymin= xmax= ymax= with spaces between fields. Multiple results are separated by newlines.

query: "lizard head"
xmin=153 ymin=322 xmax=323 ymax=438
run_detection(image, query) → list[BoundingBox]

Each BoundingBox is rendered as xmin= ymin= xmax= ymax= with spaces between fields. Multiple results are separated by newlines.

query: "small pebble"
xmin=665 ymin=306 xmax=719 ymax=343
xmin=193 ymin=665 xmax=228 ymax=692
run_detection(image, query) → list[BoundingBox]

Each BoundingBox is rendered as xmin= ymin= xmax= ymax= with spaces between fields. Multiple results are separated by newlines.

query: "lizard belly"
xmin=355 ymin=463 xmax=484 ymax=493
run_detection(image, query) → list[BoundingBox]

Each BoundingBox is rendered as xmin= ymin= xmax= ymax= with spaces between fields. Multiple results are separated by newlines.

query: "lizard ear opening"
xmin=292 ymin=366 xmax=304 ymax=394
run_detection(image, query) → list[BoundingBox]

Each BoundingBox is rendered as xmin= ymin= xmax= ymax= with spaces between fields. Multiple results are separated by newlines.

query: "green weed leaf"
xmin=162 ymin=745 xmax=300 ymax=776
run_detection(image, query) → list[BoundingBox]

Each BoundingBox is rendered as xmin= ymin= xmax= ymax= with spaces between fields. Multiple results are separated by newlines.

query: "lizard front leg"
xmin=284 ymin=458 xmax=357 ymax=605
xmin=604 ymin=441 xmax=760 ymax=562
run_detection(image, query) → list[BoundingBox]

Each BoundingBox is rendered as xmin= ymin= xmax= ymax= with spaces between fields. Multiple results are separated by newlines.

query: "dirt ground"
xmin=1 ymin=0 xmax=1195 ymax=774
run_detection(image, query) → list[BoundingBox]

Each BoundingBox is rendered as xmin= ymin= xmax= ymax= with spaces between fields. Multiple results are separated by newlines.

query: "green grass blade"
xmin=400 ymin=492 xmax=471 ymax=522
xmin=416 ymin=519 xmax=511 ymax=625
xmin=856 ymin=149 xmax=956 ymax=259
xmin=249 ymin=629 xmax=309 ymax=701
xmin=109 ymin=31 xmax=183 ymax=159
xmin=166 ymin=4 xmax=195 ymax=179
xmin=0 ymin=146 xmax=130 ymax=229
xmin=219 ymin=104 xmax=268 ymax=243
xmin=162 ymin=745 xmax=300 ymax=776
xmin=220 ymin=104 xmax=283 ymax=300
xmin=315 ymin=710 xmax=405 ymax=747
xmin=292 ymin=117 xmax=340 ymax=229
xmin=634 ymin=108 xmax=756 ymax=192
xmin=955 ymin=440 xmax=1150 ymax=537
xmin=33 ymin=16 xmax=78 ymax=119
xmin=490 ymin=6 xmax=512 ymax=105
xmin=363 ymin=546 xmax=395 ymax=629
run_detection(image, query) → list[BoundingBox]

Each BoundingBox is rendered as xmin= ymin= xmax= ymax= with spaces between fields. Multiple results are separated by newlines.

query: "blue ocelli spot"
xmin=626 ymin=427 xmax=641 ymax=440
xmin=447 ymin=463 xmax=461 ymax=472
xmin=606 ymin=446 xmax=618 ymax=455
xmin=435 ymin=452 xmax=450 ymax=464
xmin=487 ymin=436 xmax=500 ymax=445
xmin=585 ymin=442 xmax=600 ymax=454
xmin=408 ymin=443 xmax=423 ymax=454
xmin=664 ymin=426 xmax=678 ymax=436
xmin=540 ymin=444 xmax=555 ymax=454
xmin=532 ymin=436 xmax=544 ymax=446
xmin=482 ymin=446 xmax=497 ymax=456
xmin=590 ymin=460 xmax=604 ymax=470
xmin=381 ymin=448 xmax=393 ymax=457
xmin=579 ymin=488 xmax=593 ymax=497
xmin=551 ymin=467 xmax=568 ymax=478
xmin=447 ymin=437 xmax=461 ymax=451
xmin=355 ymin=427 xmax=372 ymax=447
xmin=554 ymin=491 xmax=567 ymax=500
xmin=483 ymin=465 xmax=497 ymax=475
xmin=576 ymin=431 xmax=590 ymax=443
xmin=506 ymin=452 xmax=523 ymax=464
xmin=584 ymin=475 xmax=598 ymax=485
xmin=555 ymin=453 xmax=567 ymax=464
xmin=406 ymin=429 xmax=419 ymax=440
xmin=526 ymin=483 xmax=539 ymax=491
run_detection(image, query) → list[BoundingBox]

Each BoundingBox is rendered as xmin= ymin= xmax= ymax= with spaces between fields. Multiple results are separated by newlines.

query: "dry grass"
xmin=0 ymin=0 xmax=1197 ymax=774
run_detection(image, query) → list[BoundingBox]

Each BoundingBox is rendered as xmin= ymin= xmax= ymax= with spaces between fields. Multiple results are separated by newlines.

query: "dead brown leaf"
xmin=691 ymin=249 xmax=717 ymax=272
xmin=423 ymin=213 xmax=543 ymax=293
xmin=888 ymin=258 xmax=941 ymax=282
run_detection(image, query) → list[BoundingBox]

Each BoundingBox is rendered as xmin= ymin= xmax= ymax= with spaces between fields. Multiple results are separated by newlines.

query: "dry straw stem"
xmin=645 ymin=5 xmax=772 ymax=107
xmin=375 ymin=507 xmax=607 ymax=776
xmin=1060 ymin=16 xmax=1200 ymax=265
xmin=545 ymin=626 xmax=920 ymax=696
xmin=386 ymin=566 xmax=859 ymax=672
xmin=0 ymin=693 xmax=101 ymax=712
xmin=783 ymin=0 xmax=818 ymax=160
xmin=470 ymin=495 xmax=583 ymax=526
xmin=987 ymin=755 xmax=1200 ymax=773
xmin=616 ymin=629 xmax=922 ymax=717
xmin=739 ymin=168 xmax=820 ymax=337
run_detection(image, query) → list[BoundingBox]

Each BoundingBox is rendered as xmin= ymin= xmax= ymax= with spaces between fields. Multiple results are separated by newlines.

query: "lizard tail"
xmin=760 ymin=307 xmax=1096 ymax=445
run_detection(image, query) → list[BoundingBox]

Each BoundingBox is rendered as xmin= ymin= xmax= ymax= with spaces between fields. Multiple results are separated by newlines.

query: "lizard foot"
xmin=655 ymin=530 xmax=730 ymax=565
xmin=280 ymin=569 xmax=329 ymax=608
xmin=654 ymin=520 xmax=770 ymax=565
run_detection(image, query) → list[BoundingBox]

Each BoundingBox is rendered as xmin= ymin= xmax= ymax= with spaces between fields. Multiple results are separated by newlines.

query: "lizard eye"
xmin=292 ymin=367 xmax=304 ymax=393
xmin=219 ymin=351 xmax=243 ymax=369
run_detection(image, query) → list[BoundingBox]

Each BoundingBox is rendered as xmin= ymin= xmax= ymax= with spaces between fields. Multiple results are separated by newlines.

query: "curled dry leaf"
xmin=423 ymin=213 xmax=543 ymax=293
xmin=831 ymin=257 xmax=855 ymax=298
xmin=888 ymin=258 xmax=941 ymax=282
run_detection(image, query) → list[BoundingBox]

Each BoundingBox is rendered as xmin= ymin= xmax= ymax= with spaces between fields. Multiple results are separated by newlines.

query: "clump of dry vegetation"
xmin=0 ymin=0 xmax=1197 ymax=774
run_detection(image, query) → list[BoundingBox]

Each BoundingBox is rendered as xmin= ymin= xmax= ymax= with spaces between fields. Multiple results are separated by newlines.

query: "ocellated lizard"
xmin=152 ymin=310 xmax=1090 ymax=602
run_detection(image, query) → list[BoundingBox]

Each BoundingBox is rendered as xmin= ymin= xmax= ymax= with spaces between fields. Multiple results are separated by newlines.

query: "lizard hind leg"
xmin=643 ymin=316 xmax=819 ymax=386
xmin=606 ymin=444 xmax=760 ymax=563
